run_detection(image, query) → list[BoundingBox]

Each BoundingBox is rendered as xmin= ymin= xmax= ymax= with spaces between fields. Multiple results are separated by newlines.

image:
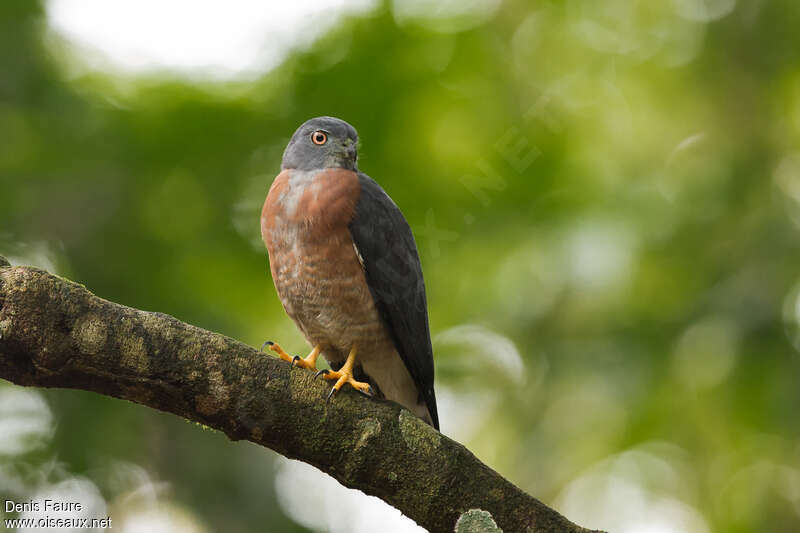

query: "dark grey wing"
xmin=348 ymin=173 xmax=439 ymax=430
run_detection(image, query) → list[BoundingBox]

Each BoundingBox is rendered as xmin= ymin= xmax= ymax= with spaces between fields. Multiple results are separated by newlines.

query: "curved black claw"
xmin=291 ymin=355 xmax=301 ymax=366
xmin=358 ymin=385 xmax=375 ymax=398
xmin=326 ymin=386 xmax=338 ymax=403
xmin=260 ymin=340 xmax=274 ymax=352
xmin=314 ymin=369 xmax=330 ymax=379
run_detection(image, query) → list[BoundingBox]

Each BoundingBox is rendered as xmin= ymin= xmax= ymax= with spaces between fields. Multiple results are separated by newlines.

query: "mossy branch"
xmin=0 ymin=257 xmax=601 ymax=533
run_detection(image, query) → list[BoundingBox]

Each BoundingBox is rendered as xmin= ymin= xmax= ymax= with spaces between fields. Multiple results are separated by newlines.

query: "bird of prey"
xmin=260 ymin=116 xmax=439 ymax=429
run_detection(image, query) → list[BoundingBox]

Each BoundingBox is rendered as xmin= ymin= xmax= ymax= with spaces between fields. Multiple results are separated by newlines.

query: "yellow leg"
xmin=292 ymin=345 xmax=321 ymax=370
xmin=263 ymin=342 xmax=321 ymax=371
xmin=315 ymin=345 xmax=374 ymax=401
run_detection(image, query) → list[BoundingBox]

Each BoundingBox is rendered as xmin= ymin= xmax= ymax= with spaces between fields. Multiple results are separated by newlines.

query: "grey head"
xmin=281 ymin=116 xmax=359 ymax=171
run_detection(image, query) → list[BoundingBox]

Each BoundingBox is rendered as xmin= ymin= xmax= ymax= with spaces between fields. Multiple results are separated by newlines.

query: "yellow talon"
xmin=266 ymin=341 xmax=293 ymax=363
xmin=293 ymin=345 xmax=321 ymax=370
xmin=268 ymin=342 xmax=321 ymax=371
xmin=316 ymin=345 xmax=373 ymax=400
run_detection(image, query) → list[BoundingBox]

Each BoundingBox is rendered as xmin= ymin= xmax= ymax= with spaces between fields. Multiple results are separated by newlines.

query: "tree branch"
xmin=0 ymin=257 xmax=600 ymax=533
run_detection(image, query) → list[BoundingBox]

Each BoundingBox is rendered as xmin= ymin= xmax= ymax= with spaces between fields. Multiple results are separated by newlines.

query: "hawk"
xmin=261 ymin=116 xmax=439 ymax=429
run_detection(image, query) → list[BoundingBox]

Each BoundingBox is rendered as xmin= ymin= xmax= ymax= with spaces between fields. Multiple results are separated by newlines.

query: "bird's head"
xmin=281 ymin=116 xmax=359 ymax=171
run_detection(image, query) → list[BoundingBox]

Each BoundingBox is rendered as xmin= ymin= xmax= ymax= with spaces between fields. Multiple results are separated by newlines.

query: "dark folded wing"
xmin=348 ymin=173 xmax=439 ymax=429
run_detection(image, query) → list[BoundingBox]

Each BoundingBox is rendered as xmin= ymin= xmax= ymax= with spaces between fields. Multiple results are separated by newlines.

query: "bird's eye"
xmin=311 ymin=131 xmax=328 ymax=145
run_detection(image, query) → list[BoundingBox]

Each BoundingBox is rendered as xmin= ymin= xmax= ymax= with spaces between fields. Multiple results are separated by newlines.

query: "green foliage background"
xmin=2 ymin=1 xmax=800 ymax=531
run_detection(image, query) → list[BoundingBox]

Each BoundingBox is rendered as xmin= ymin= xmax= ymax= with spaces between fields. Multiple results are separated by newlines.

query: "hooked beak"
xmin=342 ymin=138 xmax=357 ymax=160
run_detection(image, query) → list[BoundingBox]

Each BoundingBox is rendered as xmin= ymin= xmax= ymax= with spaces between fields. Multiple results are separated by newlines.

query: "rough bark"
xmin=0 ymin=256 xmax=601 ymax=533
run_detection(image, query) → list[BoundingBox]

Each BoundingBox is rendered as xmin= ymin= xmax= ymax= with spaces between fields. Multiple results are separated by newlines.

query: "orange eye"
xmin=311 ymin=130 xmax=328 ymax=145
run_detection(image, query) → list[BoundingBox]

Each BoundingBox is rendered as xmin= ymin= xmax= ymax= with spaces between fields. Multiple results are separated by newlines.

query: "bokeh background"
xmin=2 ymin=0 xmax=800 ymax=531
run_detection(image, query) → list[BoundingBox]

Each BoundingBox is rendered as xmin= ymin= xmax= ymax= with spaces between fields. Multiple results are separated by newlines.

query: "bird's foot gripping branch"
xmin=0 ymin=256 xmax=601 ymax=533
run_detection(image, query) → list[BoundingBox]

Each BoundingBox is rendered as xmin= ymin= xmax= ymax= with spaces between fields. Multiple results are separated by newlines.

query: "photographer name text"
xmin=4 ymin=499 xmax=112 ymax=529
xmin=5 ymin=499 xmax=83 ymax=513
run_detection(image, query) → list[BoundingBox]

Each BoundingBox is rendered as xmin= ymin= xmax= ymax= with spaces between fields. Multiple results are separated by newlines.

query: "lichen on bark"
xmin=455 ymin=509 xmax=502 ymax=533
